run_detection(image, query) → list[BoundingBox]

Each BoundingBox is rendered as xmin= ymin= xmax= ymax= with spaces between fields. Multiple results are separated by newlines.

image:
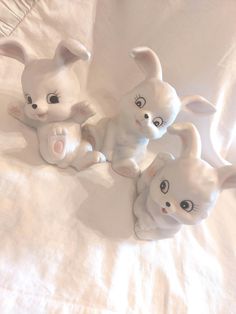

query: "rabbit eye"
xmin=153 ymin=117 xmax=163 ymax=127
xmin=180 ymin=200 xmax=194 ymax=212
xmin=160 ymin=180 xmax=169 ymax=194
xmin=47 ymin=93 xmax=60 ymax=104
xmin=135 ymin=95 xmax=146 ymax=108
xmin=25 ymin=94 xmax=32 ymax=104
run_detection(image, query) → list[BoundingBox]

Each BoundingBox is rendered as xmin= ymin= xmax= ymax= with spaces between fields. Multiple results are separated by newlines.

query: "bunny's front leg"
xmin=133 ymin=192 xmax=164 ymax=241
xmin=8 ymin=103 xmax=25 ymax=121
xmin=101 ymin=120 xmax=116 ymax=161
xmin=133 ymin=192 xmax=157 ymax=231
xmin=8 ymin=102 xmax=39 ymax=128
xmin=110 ymin=130 xmax=148 ymax=177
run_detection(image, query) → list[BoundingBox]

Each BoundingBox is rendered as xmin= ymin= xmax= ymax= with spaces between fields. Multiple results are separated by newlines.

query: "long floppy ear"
xmin=181 ymin=95 xmax=216 ymax=115
xmin=168 ymin=122 xmax=201 ymax=158
xmin=54 ymin=39 xmax=91 ymax=67
xmin=130 ymin=46 xmax=162 ymax=80
xmin=0 ymin=39 xmax=32 ymax=64
xmin=217 ymin=165 xmax=236 ymax=190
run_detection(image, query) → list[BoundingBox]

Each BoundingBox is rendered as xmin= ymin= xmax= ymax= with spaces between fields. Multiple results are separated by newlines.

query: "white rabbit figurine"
xmin=134 ymin=122 xmax=236 ymax=241
xmin=84 ymin=47 xmax=216 ymax=177
xmin=0 ymin=39 xmax=105 ymax=170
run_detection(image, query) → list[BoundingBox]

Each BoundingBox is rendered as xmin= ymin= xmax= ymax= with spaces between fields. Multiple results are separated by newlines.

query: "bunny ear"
xmin=54 ymin=39 xmax=91 ymax=67
xmin=137 ymin=152 xmax=174 ymax=194
xmin=146 ymin=152 xmax=175 ymax=177
xmin=168 ymin=122 xmax=201 ymax=158
xmin=130 ymin=46 xmax=163 ymax=80
xmin=217 ymin=165 xmax=236 ymax=190
xmin=0 ymin=39 xmax=31 ymax=64
xmin=181 ymin=95 xmax=216 ymax=115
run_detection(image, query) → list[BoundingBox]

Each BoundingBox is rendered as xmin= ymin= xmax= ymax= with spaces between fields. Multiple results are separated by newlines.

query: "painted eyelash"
xmin=53 ymin=90 xmax=61 ymax=98
xmin=135 ymin=94 xmax=142 ymax=100
xmin=192 ymin=203 xmax=199 ymax=211
xmin=153 ymin=119 xmax=167 ymax=127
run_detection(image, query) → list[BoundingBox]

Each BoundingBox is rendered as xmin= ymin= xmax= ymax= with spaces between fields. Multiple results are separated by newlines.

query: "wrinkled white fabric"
xmin=0 ymin=0 xmax=236 ymax=313
xmin=0 ymin=0 xmax=36 ymax=36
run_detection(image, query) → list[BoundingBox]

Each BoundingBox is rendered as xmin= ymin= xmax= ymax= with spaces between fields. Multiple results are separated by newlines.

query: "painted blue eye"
xmin=180 ymin=200 xmax=194 ymax=212
xmin=135 ymin=96 xmax=146 ymax=108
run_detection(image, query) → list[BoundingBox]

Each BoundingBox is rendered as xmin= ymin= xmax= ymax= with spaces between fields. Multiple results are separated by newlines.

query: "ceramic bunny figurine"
xmin=0 ymin=39 xmax=105 ymax=170
xmin=84 ymin=47 xmax=216 ymax=177
xmin=134 ymin=122 xmax=236 ymax=241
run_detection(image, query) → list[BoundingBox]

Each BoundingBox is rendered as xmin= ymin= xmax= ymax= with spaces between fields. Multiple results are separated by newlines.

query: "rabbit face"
xmin=118 ymin=46 xmax=216 ymax=141
xmin=149 ymin=158 xmax=219 ymax=225
xmin=120 ymin=78 xmax=181 ymax=139
xmin=22 ymin=60 xmax=80 ymax=123
xmin=0 ymin=38 xmax=91 ymax=124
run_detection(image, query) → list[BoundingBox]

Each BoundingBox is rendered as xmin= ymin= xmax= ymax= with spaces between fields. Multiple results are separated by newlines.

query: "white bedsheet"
xmin=0 ymin=1 xmax=236 ymax=313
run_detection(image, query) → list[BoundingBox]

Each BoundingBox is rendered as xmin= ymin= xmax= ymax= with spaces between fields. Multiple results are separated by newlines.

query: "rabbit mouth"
xmin=35 ymin=113 xmax=48 ymax=121
xmin=161 ymin=207 xmax=168 ymax=214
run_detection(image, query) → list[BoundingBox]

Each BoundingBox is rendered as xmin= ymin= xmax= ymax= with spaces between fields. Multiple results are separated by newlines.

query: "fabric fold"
xmin=0 ymin=0 xmax=36 ymax=36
